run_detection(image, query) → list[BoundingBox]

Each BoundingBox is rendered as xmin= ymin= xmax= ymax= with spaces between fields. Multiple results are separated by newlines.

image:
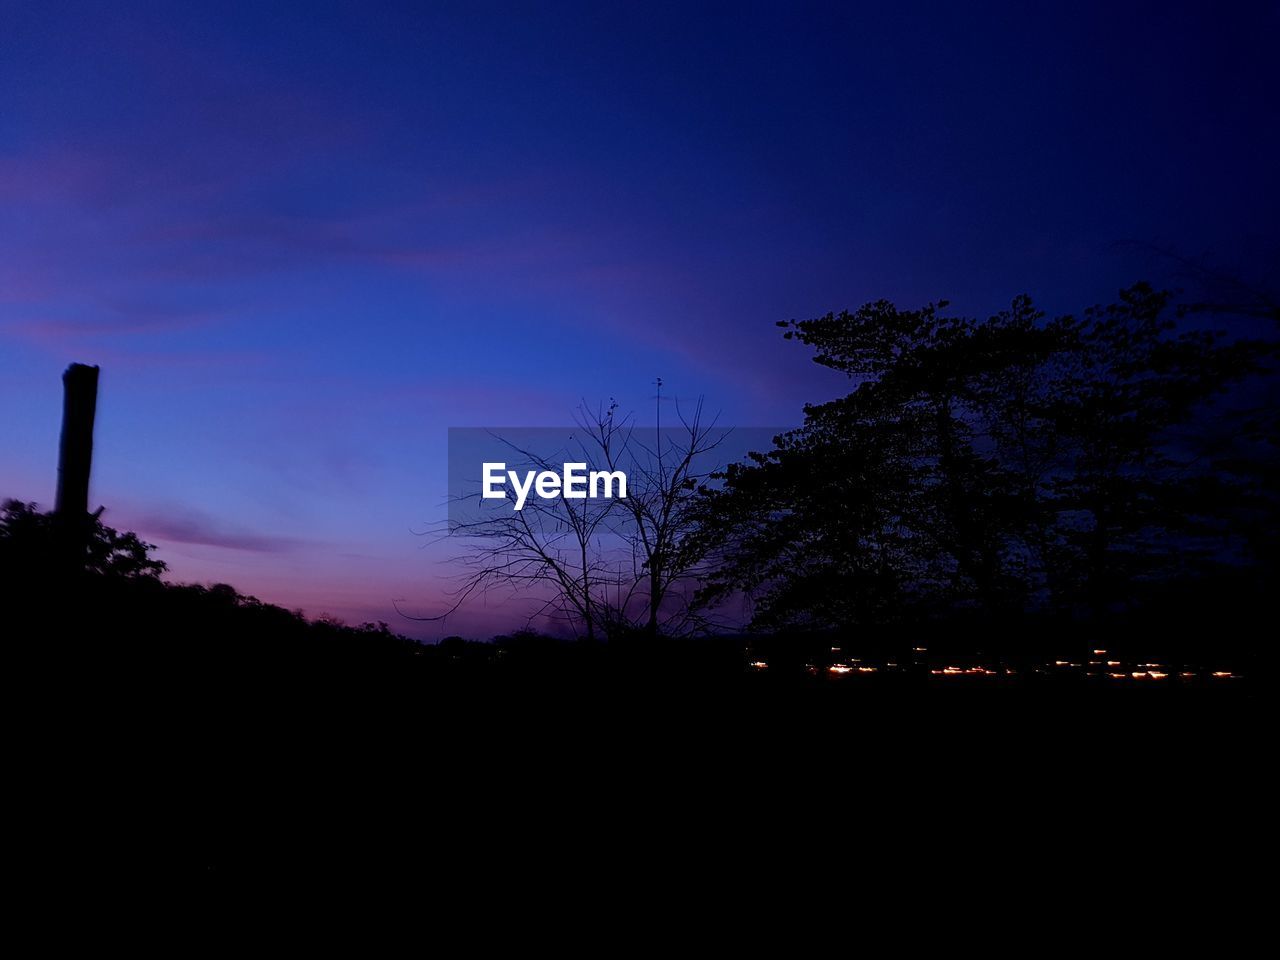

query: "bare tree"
xmin=420 ymin=432 xmax=618 ymax=640
xmin=409 ymin=387 xmax=729 ymax=639
xmin=583 ymin=387 xmax=728 ymax=637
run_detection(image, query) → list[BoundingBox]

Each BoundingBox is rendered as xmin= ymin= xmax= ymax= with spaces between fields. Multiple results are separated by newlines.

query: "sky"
xmin=2 ymin=1 xmax=1277 ymax=637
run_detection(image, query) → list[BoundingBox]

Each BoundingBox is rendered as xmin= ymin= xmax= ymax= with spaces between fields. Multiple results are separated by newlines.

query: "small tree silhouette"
xmin=1 ymin=499 xmax=166 ymax=581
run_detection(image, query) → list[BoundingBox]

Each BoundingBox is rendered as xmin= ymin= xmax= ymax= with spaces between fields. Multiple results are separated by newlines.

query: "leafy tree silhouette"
xmin=1 ymin=499 xmax=166 ymax=581
xmin=697 ymin=284 xmax=1276 ymax=636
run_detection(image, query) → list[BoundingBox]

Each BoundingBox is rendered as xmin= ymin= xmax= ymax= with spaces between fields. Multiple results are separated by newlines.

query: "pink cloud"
xmin=128 ymin=506 xmax=306 ymax=554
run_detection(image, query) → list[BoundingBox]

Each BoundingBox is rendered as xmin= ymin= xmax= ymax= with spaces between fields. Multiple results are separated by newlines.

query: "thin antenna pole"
xmin=654 ymin=376 xmax=663 ymax=479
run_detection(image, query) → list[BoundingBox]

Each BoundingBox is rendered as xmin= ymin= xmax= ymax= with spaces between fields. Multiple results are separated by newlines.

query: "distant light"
xmin=926 ymin=664 xmax=1034 ymax=677
xmin=749 ymin=660 xmax=768 ymax=671
xmin=828 ymin=664 xmax=853 ymax=675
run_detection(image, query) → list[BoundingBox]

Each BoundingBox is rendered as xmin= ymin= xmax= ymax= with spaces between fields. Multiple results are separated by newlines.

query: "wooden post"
xmin=55 ymin=363 xmax=99 ymax=573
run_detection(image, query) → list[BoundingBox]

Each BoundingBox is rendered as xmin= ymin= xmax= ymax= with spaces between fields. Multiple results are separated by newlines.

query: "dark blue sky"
xmin=2 ymin=1 xmax=1277 ymax=633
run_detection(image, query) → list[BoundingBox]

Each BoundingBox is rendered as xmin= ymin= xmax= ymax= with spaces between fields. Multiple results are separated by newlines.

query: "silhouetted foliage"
xmin=697 ymin=284 xmax=1278 ymax=634
xmin=1 ymin=499 xmax=166 ymax=581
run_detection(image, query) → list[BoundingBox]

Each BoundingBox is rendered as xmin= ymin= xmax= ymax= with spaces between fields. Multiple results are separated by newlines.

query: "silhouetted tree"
xmin=584 ymin=392 xmax=726 ymax=638
xmin=1 ymin=499 xmax=166 ymax=581
xmin=430 ymin=429 xmax=617 ymax=640
xmin=697 ymin=284 xmax=1274 ymax=632
xmin=423 ymin=392 xmax=726 ymax=639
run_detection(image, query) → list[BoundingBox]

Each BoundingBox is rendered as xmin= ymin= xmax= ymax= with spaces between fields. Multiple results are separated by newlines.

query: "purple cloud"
xmin=131 ymin=507 xmax=305 ymax=554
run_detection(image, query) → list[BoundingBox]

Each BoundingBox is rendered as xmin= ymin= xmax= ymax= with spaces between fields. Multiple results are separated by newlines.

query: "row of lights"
xmin=747 ymin=645 xmax=1239 ymax=679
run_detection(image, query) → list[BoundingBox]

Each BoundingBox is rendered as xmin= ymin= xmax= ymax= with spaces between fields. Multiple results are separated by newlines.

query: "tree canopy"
xmin=697 ymin=284 xmax=1276 ymax=632
xmin=1 ymin=499 xmax=167 ymax=581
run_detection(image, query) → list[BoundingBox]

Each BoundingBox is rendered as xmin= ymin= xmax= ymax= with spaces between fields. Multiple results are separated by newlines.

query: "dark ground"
xmin=5 ymin=571 xmax=1268 ymax=882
